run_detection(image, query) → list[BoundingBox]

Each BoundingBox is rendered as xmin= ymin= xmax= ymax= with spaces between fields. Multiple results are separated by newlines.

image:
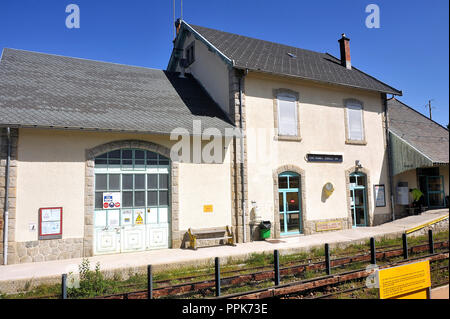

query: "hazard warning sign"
xmin=135 ymin=212 xmax=144 ymax=225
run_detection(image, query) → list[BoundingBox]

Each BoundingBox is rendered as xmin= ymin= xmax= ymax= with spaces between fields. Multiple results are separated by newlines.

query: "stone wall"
xmin=14 ymin=238 xmax=83 ymax=263
xmin=228 ymin=68 xmax=249 ymax=243
xmin=0 ymin=128 xmax=18 ymax=265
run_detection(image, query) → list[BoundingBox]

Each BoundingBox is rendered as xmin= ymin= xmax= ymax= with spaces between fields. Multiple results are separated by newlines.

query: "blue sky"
xmin=1 ymin=0 xmax=448 ymax=126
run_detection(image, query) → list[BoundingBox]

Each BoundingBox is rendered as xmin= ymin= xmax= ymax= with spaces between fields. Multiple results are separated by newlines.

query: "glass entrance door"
xmin=419 ymin=175 xmax=445 ymax=208
xmin=278 ymin=172 xmax=302 ymax=235
xmin=349 ymin=172 xmax=368 ymax=227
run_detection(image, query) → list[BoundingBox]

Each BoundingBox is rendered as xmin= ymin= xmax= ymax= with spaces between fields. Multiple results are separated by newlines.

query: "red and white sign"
xmin=103 ymin=192 xmax=121 ymax=210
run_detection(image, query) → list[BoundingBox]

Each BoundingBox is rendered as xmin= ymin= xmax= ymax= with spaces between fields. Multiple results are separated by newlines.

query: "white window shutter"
xmin=278 ymin=95 xmax=297 ymax=136
xmin=347 ymin=103 xmax=364 ymax=140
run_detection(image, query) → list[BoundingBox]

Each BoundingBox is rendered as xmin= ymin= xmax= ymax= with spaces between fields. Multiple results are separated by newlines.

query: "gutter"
xmin=3 ymin=127 xmax=11 ymax=265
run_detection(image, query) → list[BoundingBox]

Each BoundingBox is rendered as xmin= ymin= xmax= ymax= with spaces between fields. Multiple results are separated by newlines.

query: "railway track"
xmin=218 ymin=252 xmax=449 ymax=299
xmin=94 ymin=240 xmax=448 ymax=299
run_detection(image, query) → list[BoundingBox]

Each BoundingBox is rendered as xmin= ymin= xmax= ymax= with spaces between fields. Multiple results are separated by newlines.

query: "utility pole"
xmin=428 ymin=100 xmax=432 ymax=120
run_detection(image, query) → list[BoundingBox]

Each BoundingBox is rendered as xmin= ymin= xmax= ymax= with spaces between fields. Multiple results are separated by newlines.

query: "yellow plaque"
xmin=203 ymin=205 xmax=213 ymax=213
xmin=378 ymin=260 xmax=431 ymax=299
xmin=316 ymin=221 xmax=342 ymax=232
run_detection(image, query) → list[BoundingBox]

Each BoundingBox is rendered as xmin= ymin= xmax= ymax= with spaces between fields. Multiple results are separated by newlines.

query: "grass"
xmin=1 ymin=229 xmax=448 ymax=299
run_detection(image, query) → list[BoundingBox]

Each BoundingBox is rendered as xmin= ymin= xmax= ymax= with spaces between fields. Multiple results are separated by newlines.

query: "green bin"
xmin=259 ymin=221 xmax=272 ymax=240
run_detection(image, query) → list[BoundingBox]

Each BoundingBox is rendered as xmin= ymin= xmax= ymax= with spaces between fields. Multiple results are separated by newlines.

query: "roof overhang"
xmin=389 ymin=130 xmax=447 ymax=175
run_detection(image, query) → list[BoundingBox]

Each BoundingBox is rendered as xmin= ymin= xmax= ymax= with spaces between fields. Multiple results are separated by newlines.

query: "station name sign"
xmin=306 ymin=153 xmax=343 ymax=163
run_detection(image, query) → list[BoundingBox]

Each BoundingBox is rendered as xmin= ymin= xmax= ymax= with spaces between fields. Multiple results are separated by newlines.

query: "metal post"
xmin=215 ymin=257 xmax=221 ymax=297
xmin=402 ymin=233 xmax=408 ymax=259
xmin=370 ymin=237 xmax=376 ymax=265
xmin=61 ymin=274 xmax=67 ymax=299
xmin=147 ymin=265 xmax=153 ymax=299
xmin=325 ymin=244 xmax=331 ymax=275
xmin=428 ymin=230 xmax=434 ymax=254
xmin=274 ymin=250 xmax=280 ymax=286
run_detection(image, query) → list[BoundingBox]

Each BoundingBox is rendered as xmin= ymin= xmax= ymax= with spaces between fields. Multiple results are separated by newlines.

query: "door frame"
xmin=273 ymin=166 xmax=306 ymax=238
xmin=278 ymin=172 xmax=302 ymax=236
xmin=349 ymin=172 xmax=368 ymax=227
xmin=418 ymin=175 xmax=446 ymax=208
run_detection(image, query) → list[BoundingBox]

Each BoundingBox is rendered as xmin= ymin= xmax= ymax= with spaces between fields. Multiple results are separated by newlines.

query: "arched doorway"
xmin=278 ymin=171 xmax=302 ymax=235
xmin=93 ymin=148 xmax=170 ymax=254
xmin=349 ymin=172 xmax=368 ymax=227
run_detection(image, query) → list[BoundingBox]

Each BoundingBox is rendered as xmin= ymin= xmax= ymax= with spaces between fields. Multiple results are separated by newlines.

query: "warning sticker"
xmin=135 ymin=213 xmax=144 ymax=225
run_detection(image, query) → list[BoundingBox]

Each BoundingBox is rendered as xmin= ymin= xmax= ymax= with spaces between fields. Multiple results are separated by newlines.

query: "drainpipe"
xmin=238 ymin=71 xmax=247 ymax=242
xmin=383 ymin=94 xmax=395 ymax=221
xmin=3 ymin=127 xmax=11 ymax=265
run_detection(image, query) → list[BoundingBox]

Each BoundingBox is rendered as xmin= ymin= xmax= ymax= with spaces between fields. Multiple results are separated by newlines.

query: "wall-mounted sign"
xmin=203 ymin=205 xmax=213 ymax=213
xmin=307 ymin=154 xmax=343 ymax=163
xmin=316 ymin=220 xmax=342 ymax=232
xmin=39 ymin=207 xmax=62 ymax=240
xmin=103 ymin=192 xmax=121 ymax=209
xmin=374 ymin=184 xmax=386 ymax=207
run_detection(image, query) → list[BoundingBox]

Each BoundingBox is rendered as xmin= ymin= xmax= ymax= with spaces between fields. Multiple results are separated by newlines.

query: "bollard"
xmin=274 ymin=250 xmax=280 ymax=286
xmin=402 ymin=233 xmax=408 ymax=259
xmin=215 ymin=257 xmax=221 ymax=297
xmin=428 ymin=230 xmax=434 ymax=254
xmin=147 ymin=265 xmax=153 ymax=299
xmin=61 ymin=273 xmax=67 ymax=299
xmin=370 ymin=237 xmax=376 ymax=265
xmin=325 ymin=244 xmax=331 ymax=275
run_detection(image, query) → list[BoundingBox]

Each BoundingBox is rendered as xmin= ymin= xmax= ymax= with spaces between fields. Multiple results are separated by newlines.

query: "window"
xmin=185 ymin=42 xmax=195 ymax=66
xmin=277 ymin=94 xmax=298 ymax=136
xmin=94 ymin=149 xmax=170 ymax=210
xmin=346 ymin=101 xmax=364 ymax=142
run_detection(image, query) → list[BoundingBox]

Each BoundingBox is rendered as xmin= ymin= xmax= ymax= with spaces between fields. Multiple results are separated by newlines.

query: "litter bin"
xmin=259 ymin=221 xmax=271 ymax=240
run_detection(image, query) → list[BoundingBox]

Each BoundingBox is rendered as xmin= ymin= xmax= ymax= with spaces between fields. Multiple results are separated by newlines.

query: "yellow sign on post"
xmin=378 ymin=260 xmax=431 ymax=299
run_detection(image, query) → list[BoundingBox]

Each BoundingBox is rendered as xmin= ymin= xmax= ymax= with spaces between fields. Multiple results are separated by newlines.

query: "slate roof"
xmin=0 ymin=48 xmax=234 ymax=135
xmin=174 ymin=22 xmax=402 ymax=95
xmin=388 ymin=98 xmax=449 ymax=164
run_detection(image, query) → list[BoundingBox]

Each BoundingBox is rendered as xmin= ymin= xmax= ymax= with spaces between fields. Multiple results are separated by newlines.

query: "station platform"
xmin=0 ymin=209 xmax=448 ymax=294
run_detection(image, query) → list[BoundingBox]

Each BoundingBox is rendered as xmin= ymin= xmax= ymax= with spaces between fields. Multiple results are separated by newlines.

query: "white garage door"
xmin=93 ymin=149 xmax=170 ymax=255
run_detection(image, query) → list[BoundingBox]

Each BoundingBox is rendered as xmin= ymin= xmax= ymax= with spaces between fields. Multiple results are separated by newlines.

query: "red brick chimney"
xmin=338 ymin=34 xmax=351 ymax=70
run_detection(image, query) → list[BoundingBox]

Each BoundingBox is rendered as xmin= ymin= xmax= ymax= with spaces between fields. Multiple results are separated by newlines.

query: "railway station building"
xmin=1 ymin=20 xmax=448 ymax=264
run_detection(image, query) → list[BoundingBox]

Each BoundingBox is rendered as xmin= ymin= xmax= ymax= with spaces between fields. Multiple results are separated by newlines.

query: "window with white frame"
xmin=277 ymin=94 xmax=298 ymax=136
xmin=346 ymin=101 xmax=364 ymax=141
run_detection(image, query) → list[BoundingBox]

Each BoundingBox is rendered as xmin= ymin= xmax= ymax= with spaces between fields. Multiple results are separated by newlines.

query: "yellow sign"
xmin=203 ymin=205 xmax=213 ymax=213
xmin=378 ymin=260 xmax=431 ymax=299
xmin=316 ymin=221 xmax=342 ymax=232
xmin=135 ymin=213 xmax=144 ymax=225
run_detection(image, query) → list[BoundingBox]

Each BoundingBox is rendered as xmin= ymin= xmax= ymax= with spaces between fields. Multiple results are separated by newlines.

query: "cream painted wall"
xmin=176 ymin=34 xmax=230 ymax=114
xmin=15 ymin=128 xmax=232 ymax=242
xmin=245 ymin=73 xmax=392 ymax=227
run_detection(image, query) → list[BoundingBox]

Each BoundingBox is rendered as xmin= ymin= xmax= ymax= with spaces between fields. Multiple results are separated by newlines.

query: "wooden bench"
xmin=187 ymin=226 xmax=235 ymax=250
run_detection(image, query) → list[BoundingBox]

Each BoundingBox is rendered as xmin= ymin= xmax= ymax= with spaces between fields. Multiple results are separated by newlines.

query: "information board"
xmin=39 ymin=207 xmax=63 ymax=239
xmin=378 ymin=260 xmax=431 ymax=299
xmin=374 ymin=184 xmax=386 ymax=207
